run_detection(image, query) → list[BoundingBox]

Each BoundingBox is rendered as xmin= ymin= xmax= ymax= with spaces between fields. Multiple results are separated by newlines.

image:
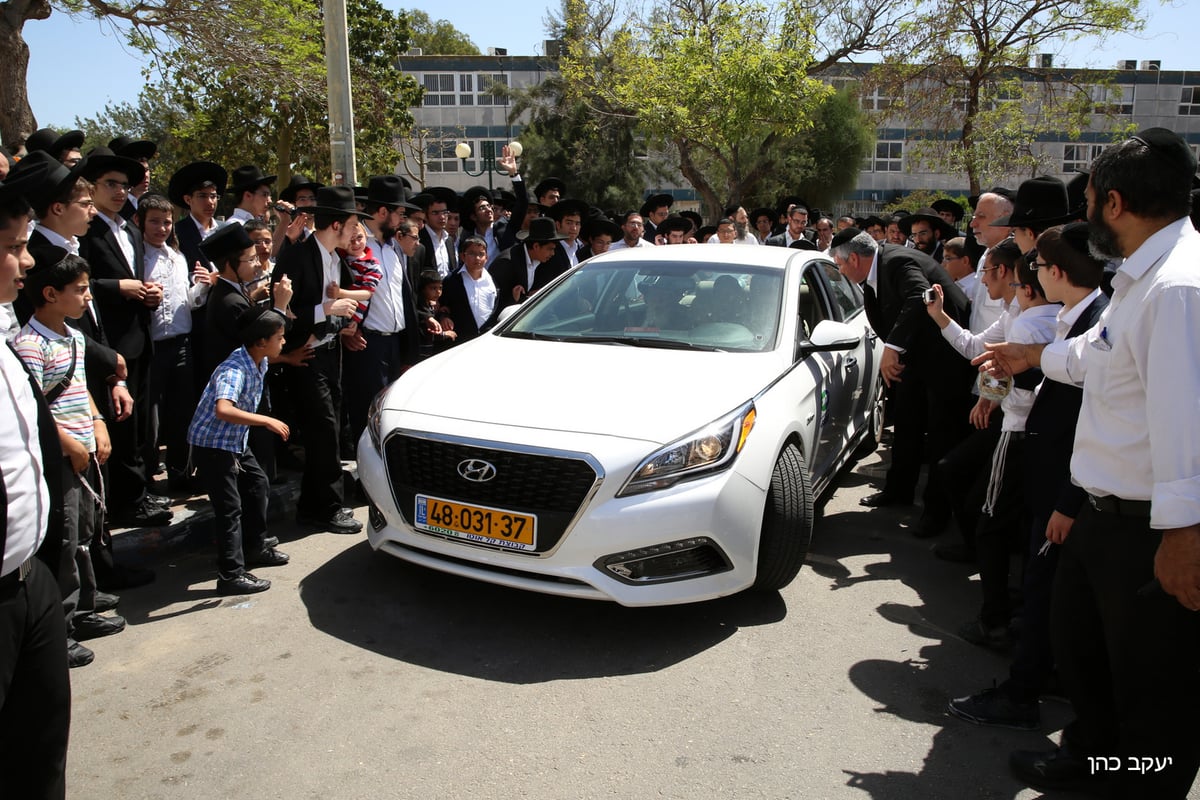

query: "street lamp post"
xmin=456 ymin=140 xmax=523 ymax=191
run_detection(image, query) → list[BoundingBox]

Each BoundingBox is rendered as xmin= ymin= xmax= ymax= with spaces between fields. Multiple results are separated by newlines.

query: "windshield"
xmin=501 ymin=260 xmax=783 ymax=352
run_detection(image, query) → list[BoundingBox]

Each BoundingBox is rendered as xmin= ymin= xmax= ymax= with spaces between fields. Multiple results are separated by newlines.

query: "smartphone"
xmin=922 ymin=288 xmax=936 ymax=304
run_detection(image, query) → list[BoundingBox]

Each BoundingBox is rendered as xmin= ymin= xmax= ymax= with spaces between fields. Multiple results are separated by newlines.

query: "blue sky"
xmin=25 ymin=0 xmax=1197 ymax=129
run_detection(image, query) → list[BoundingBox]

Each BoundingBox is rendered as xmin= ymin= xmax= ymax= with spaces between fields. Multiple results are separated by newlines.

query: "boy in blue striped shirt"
xmin=187 ymin=307 xmax=290 ymax=595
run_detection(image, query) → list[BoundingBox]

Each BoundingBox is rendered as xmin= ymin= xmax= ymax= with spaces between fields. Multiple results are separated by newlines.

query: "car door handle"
xmin=844 ymin=357 xmax=857 ymax=371
xmin=866 ymin=332 xmax=878 ymax=344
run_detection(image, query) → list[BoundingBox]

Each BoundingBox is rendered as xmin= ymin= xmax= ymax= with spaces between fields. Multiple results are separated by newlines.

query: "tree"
xmin=864 ymin=0 xmax=1143 ymax=193
xmin=557 ymin=0 xmax=880 ymax=218
xmin=403 ymin=9 xmax=479 ymax=55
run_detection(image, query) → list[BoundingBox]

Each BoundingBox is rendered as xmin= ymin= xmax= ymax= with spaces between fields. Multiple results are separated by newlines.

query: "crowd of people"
xmin=0 ymin=123 xmax=1197 ymax=799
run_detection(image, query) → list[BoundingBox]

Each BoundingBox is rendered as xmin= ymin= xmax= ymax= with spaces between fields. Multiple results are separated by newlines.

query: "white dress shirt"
xmin=145 ymin=243 xmax=208 ymax=340
xmin=609 ymin=237 xmax=652 ymax=251
xmin=462 ymin=270 xmax=497 ymax=329
xmin=1040 ymin=218 xmax=1200 ymax=528
xmin=95 ymin=211 xmax=136 ymax=275
xmin=970 ymin=250 xmax=1006 ymax=332
xmin=362 ymin=234 xmax=406 ymax=334
xmin=0 ymin=343 xmax=49 ymax=576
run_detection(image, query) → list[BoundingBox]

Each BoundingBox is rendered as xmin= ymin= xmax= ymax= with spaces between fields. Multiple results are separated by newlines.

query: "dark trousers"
xmin=59 ymin=462 xmax=98 ymax=635
xmin=288 ymin=344 xmax=344 ymax=519
xmin=106 ymin=350 xmax=151 ymax=507
xmin=975 ymin=431 xmax=1028 ymax=628
xmin=0 ymin=558 xmax=70 ymax=800
xmin=937 ymin=410 xmax=1003 ymax=549
xmin=342 ymin=330 xmax=407 ymax=446
xmin=887 ymin=358 xmax=973 ymax=516
xmin=1052 ymin=504 xmax=1200 ymax=798
xmin=192 ymin=445 xmax=269 ymax=576
xmin=145 ymin=334 xmax=194 ymax=477
xmin=1007 ymin=511 xmax=1059 ymax=701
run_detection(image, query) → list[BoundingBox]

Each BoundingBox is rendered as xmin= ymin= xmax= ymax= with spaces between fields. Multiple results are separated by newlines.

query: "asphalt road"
xmin=66 ymin=444 xmax=1195 ymax=800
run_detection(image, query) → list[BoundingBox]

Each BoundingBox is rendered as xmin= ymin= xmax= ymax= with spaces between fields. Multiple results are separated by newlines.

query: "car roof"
xmin=587 ymin=243 xmax=827 ymax=272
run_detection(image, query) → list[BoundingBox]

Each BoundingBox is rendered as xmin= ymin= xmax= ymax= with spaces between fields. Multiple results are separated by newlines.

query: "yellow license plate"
xmin=414 ymin=495 xmax=537 ymax=551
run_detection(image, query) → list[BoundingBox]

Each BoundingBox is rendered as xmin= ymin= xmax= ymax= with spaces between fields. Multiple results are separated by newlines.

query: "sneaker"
xmin=957 ymin=618 xmax=1013 ymax=652
xmin=246 ymin=546 xmax=290 ymax=568
xmin=73 ymin=612 xmax=126 ymax=641
xmin=949 ymin=683 xmax=1039 ymax=730
xmin=216 ymin=572 xmax=271 ymax=595
xmin=68 ymin=640 xmax=94 ymax=669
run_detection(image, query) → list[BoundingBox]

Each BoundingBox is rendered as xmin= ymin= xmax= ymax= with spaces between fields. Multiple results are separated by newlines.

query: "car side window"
xmin=798 ymin=268 xmax=830 ymax=339
xmin=820 ymin=261 xmax=864 ymax=321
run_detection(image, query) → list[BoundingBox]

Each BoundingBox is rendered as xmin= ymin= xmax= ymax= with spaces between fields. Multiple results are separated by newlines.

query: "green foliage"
xmin=402 ymin=9 xmax=480 ymax=55
xmin=883 ymin=190 xmax=967 ymax=217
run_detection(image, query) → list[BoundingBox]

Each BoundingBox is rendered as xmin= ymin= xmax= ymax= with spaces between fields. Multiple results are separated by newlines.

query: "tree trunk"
xmin=676 ymin=139 xmax=720 ymax=223
xmin=0 ymin=0 xmax=52 ymax=149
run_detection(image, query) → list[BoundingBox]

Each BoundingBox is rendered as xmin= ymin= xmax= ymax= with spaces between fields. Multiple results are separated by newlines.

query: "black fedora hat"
xmin=25 ymin=128 xmax=85 ymax=158
xmin=108 ymin=135 xmax=158 ymax=161
xmin=546 ymin=197 xmax=589 ymax=222
xmin=199 ymin=222 xmax=254 ymax=265
xmin=8 ymin=151 xmax=90 ymax=211
xmin=0 ymin=158 xmax=49 ymax=205
xmin=992 ymin=176 xmax=1070 ymax=228
xmin=492 ymin=188 xmax=517 ymax=209
xmin=1065 ymin=170 xmax=1089 ymax=221
xmin=460 ymin=185 xmax=495 ymax=215
xmin=228 ymin=165 xmax=276 ymax=195
xmin=293 ymin=185 xmax=372 ymax=219
xmin=81 ymin=146 xmax=147 ymax=187
xmin=898 ymin=208 xmax=958 ymax=240
xmin=788 ymin=238 xmax=819 ymax=251
xmin=167 ymin=161 xmax=228 ymax=208
xmin=583 ymin=215 xmax=621 ymax=241
xmin=279 ymin=174 xmax=323 ymax=203
xmin=422 ymin=186 xmax=458 ymax=207
xmin=516 ymin=216 xmax=568 ymax=243
xmin=363 ymin=175 xmax=418 ymax=211
xmin=930 ymin=198 xmax=965 ymax=223
xmin=639 ymin=192 xmax=674 ymax=216
xmin=656 ymin=214 xmax=693 ymax=235
xmin=532 ymin=177 xmax=566 ymax=201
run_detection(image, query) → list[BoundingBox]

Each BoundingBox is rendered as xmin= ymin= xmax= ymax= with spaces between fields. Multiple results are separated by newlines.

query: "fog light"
xmin=595 ymin=537 xmax=732 ymax=584
xmin=368 ymin=502 xmax=386 ymax=532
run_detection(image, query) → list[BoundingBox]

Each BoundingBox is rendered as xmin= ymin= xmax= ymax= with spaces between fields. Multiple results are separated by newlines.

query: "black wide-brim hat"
xmin=1065 ymin=170 xmax=1089 ymax=220
xmin=930 ymin=198 xmax=964 ymax=223
xmin=546 ymin=197 xmax=589 ymax=222
xmin=898 ymin=208 xmax=958 ymax=240
xmin=168 ymin=161 xmax=228 ymax=208
xmin=516 ymin=216 xmax=569 ymax=243
xmin=582 ymin=216 xmax=621 ymax=241
xmin=279 ymin=174 xmax=323 ymax=203
xmin=0 ymin=158 xmax=49 ymax=204
xmin=656 ymin=214 xmax=693 ymax=235
xmin=364 ymin=175 xmax=419 ymax=211
xmin=639 ymin=192 xmax=674 ymax=216
xmin=81 ymin=146 xmax=147 ymax=188
xmin=8 ymin=151 xmax=89 ymax=211
xmin=992 ymin=176 xmax=1071 ymax=228
xmin=293 ymin=185 xmax=372 ymax=219
xmin=108 ymin=135 xmax=158 ymax=161
xmin=228 ymin=165 xmax=277 ymax=196
xmin=461 ymin=185 xmax=495 ymax=215
xmin=532 ymin=177 xmax=566 ymax=200
xmin=200 ymin=222 xmax=254 ymax=265
xmin=25 ymin=128 xmax=85 ymax=157
xmin=423 ymin=186 xmax=458 ymax=207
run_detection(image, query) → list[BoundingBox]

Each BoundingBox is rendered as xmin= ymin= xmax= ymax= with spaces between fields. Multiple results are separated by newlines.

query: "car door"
xmin=818 ymin=259 xmax=878 ymax=443
xmin=797 ymin=264 xmax=842 ymax=478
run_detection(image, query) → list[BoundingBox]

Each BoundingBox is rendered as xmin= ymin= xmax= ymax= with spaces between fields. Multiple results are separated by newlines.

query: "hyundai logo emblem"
xmin=457 ymin=459 xmax=497 ymax=482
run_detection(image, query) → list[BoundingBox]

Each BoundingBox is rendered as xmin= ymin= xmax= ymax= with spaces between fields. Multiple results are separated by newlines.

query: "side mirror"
xmin=798 ymin=319 xmax=860 ymax=359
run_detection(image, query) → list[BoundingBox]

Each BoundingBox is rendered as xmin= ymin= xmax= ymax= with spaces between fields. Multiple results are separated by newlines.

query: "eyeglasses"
xmin=71 ymin=199 xmax=95 ymax=208
xmin=1030 ymin=260 xmax=1051 ymax=270
xmin=99 ymin=179 xmax=131 ymax=192
xmin=980 ymin=266 xmax=1002 ymax=273
xmin=238 ymin=255 xmax=260 ymax=264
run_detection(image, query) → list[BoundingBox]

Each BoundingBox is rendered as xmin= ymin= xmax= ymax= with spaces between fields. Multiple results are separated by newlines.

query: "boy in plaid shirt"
xmin=187 ymin=307 xmax=290 ymax=595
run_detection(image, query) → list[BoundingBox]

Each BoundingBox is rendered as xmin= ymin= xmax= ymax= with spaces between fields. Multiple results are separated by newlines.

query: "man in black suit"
xmin=168 ymin=161 xmax=227 ymax=273
xmin=489 ymin=217 xmax=568 ymax=314
xmin=830 ymin=228 xmax=975 ymax=517
xmin=108 ymin=135 xmax=157 ymax=222
xmin=765 ymin=204 xmax=815 ymax=247
xmin=539 ymin=198 xmax=588 ymax=277
xmin=79 ymin=148 xmax=170 ymax=528
xmin=0 ymin=163 xmax=71 ymax=797
xmin=271 ymin=186 xmax=368 ymax=534
xmin=640 ymin=192 xmax=673 ymax=243
xmin=416 ymin=187 xmax=457 ymax=277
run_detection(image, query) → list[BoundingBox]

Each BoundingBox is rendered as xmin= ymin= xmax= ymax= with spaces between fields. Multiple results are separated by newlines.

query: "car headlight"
xmin=618 ymin=402 xmax=756 ymax=497
xmin=366 ymin=390 xmax=386 ymax=451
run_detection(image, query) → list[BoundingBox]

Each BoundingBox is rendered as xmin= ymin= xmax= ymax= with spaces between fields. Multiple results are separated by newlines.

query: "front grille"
xmin=383 ymin=434 xmax=600 ymax=554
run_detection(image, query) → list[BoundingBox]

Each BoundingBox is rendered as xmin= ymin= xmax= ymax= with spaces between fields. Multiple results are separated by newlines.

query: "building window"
xmin=865 ymin=140 xmax=903 ymax=172
xmin=425 ymin=141 xmax=460 ymax=173
xmin=478 ymin=74 xmax=509 ymax=106
xmin=1180 ymin=87 xmax=1200 ymax=116
xmin=1063 ymin=143 xmax=1105 ymax=173
xmin=1091 ymin=85 xmax=1133 ymax=115
xmin=421 ymin=73 xmax=455 ymax=106
xmin=860 ymin=87 xmax=893 ymax=111
xmin=826 ymin=77 xmax=857 ymax=94
xmin=459 ymin=74 xmax=475 ymax=106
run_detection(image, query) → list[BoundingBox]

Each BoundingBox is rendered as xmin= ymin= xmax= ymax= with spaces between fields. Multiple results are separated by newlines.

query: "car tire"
xmin=853 ymin=377 xmax=886 ymax=459
xmin=753 ymin=444 xmax=815 ymax=592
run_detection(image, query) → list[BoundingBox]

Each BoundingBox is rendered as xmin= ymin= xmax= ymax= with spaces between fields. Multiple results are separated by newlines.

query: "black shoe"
xmin=949 ymin=683 xmax=1039 ymax=730
xmin=111 ymin=500 xmax=172 ymax=528
xmin=261 ymin=535 xmax=279 ymax=549
xmin=933 ymin=542 xmax=976 ymax=564
xmin=217 ymin=572 xmax=271 ymax=595
xmin=145 ymin=493 xmax=171 ymax=508
xmin=68 ymin=640 xmax=94 ymax=669
xmin=73 ymin=612 xmax=126 ymax=641
xmin=96 ymin=563 xmax=156 ymax=591
xmin=297 ymin=508 xmax=362 ymax=534
xmin=859 ymin=491 xmax=912 ymax=508
xmin=246 ymin=546 xmax=290 ymax=568
xmin=957 ymin=618 xmax=1013 ymax=652
xmin=1010 ymin=746 xmax=1100 ymax=793
xmin=93 ymin=591 xmax=120 ymax=613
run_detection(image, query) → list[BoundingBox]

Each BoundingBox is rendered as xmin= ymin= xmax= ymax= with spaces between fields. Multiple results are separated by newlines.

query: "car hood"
xmin=384 ymin=335 xmax=781 ymax=445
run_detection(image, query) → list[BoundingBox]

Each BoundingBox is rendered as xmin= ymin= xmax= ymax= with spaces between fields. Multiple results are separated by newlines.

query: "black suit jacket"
xmin=440 ymin=269 xmax=498 ymax=342
xmin=419 ymin=227 xmax=457 ymax=276
xmin=203 ymin=280 xmax=253 ymax=376
xmin=1023 ymin=292 xmax=1109 ymax=520
xmin=764 ymin=230 xmax=815 ymax=247
xmin=79 ymin=215 xmax=150 ymax=360
xmin=489 ymin=244 xmax=567 ymax=313
xmin=271 ymin=235 xmax=351 ymax=355
xmin=540 ymin=239 xmax=581 ymax=281
xmin=174 ymin=214 xmax=214 ymax=273
xmin=866 ymin=243 xmax=970 ymax=357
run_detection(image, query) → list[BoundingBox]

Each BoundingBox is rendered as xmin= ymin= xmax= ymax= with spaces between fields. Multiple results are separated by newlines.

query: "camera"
xmin=274 ymin=202 xmax=294 ymax=215
xmin=922 ymin=288 xmax=937 ymax=305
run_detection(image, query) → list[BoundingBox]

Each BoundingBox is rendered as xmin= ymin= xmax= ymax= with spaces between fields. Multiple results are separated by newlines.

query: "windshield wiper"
xmin=501 ymin=330 xmax=567 ymax=342
xmin=577 ymin=334 xmax=720 ymax=351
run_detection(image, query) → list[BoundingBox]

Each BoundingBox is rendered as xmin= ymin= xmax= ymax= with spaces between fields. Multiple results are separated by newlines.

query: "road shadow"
xmin=297 ymin=540 xmax=787 ymax=684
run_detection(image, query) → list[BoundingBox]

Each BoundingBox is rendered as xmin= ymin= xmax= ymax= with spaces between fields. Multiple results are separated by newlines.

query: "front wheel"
xmin=753 ymin=444 xmax=815 ymax=591
xmin=854 ymin=377 xmax=886 ymax=459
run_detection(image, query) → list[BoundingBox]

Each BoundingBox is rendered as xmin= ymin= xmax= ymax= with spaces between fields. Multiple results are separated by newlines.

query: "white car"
xmin=358 ymin=245 xmax=884 ymax=606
